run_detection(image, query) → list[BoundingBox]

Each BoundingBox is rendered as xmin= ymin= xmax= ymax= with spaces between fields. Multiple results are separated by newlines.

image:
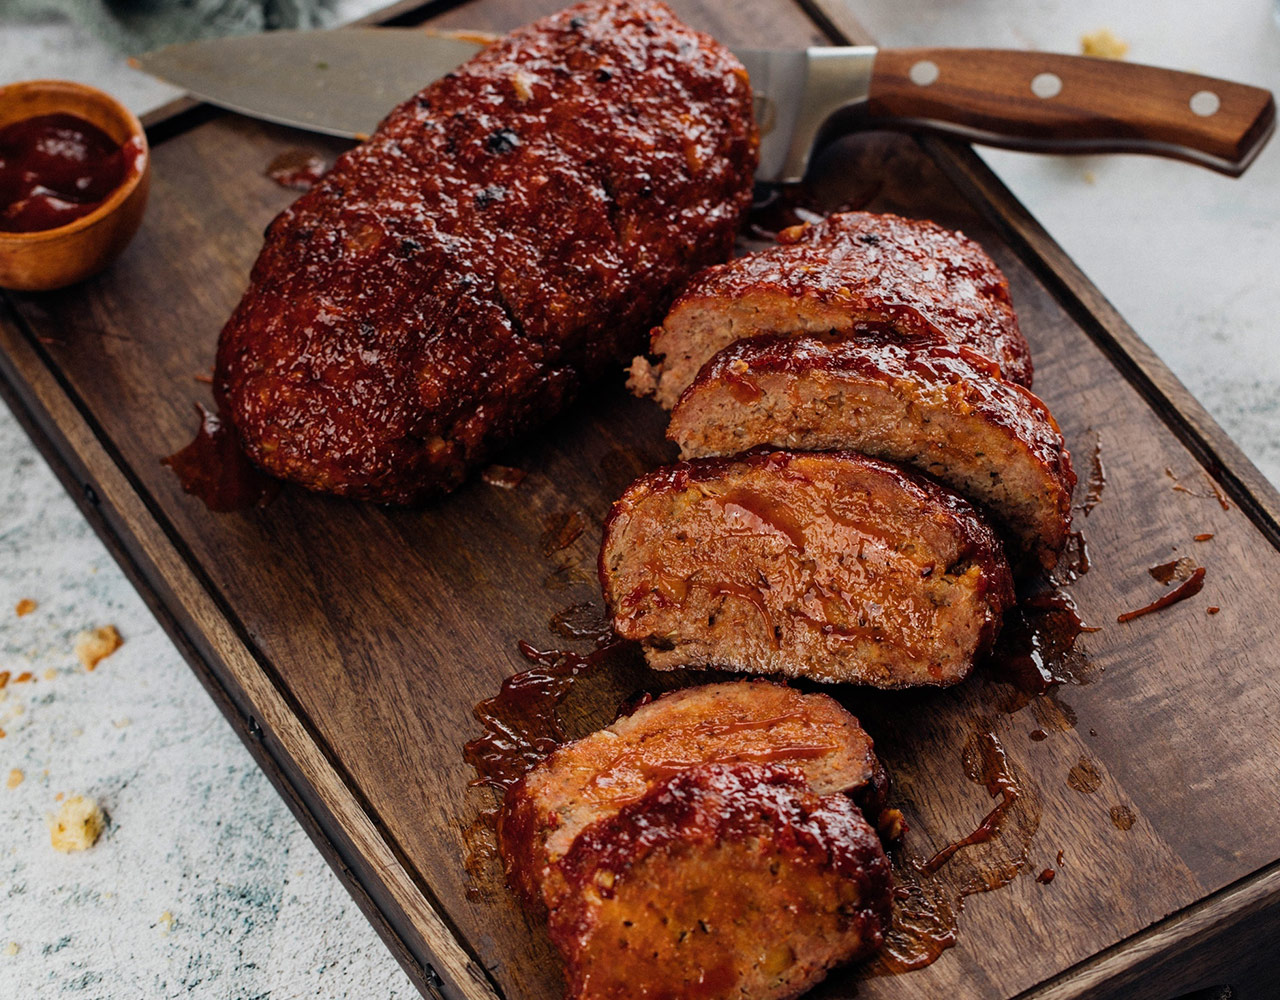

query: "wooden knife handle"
xmin=868 ymin=48 xmax=1275 ymax=175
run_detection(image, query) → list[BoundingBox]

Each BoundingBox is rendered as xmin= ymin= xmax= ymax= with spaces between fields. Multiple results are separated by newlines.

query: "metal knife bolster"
xmin=736 ymin=47 xmax=878 ymax=182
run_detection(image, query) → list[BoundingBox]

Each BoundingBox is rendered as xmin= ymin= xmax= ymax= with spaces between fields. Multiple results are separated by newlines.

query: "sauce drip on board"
xmin=162 ymin=404 xmax=279 ymax=512
xmin=0 ymin=113 xmax=143 ymax=232
xmin=1148 ymin=556 xmax=1196 ymax=585
xmin=462 ymin=616 xmax=624 ymax=898
xmin=988 ymin=587 xmax=1100 ymax=698
xmin=265 ymin=148 xmax=327 ymax=191
xmin=869 ymin=726 xmax=1040 ymax=975
xmin=1117 ymin=566 xmax=1206 ymax=622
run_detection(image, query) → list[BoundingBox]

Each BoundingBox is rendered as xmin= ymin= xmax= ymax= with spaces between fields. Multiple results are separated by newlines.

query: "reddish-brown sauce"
xmin=989 ymin=588 xmax=1100 ymax=696
xmin=162 ymin=404 xmax=279 ymax=512
xmin=1066 ymin=756 xmax=1103 ymax=794
xmin=1053 ymin=530 xmax=1091 ymax=584
xmin=1029 ymin=728 xmax=1048 ymax=742
xmin=0 ymin=113 xmax=142 ymax=232
xmin=464 ymin=639 xmax=616 ymax=795
xmin=1148 ymin=557 xmax=1196 ymax=585
xmin=922 ymin=731 xmax=1019 ymax=874
xmin=1082 ymin=433 xmax=1106 ymax=516
xmin=716 ymin=488 xmax=808 ymax=550
xmin=1117 ymin=566 xmax=1206 ymax=622
xmin=1110 ymin=804 xmax=1136 ymax=830
xmin=1207 ymin=606 xmax=1220 ymax=615
xmin=265 ymin=148 xmax=327 ymax=191
xmin=481 ymin=464 xmax=528 ymax=489
xmin=871 ymin=727 xmax=1038 ymax=975
xmin=1035 ymin=868 xmax=1055 ymax=884
xmin=1194 ymin=532 xmax=1215 ymax=542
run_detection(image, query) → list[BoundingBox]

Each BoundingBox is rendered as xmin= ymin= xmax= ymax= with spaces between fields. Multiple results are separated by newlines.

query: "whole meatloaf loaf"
xmin=629 ymin=211 xmax=1032 ymax=409
xmin=498 ymin=679 xmax=887 ymax=909
xmin=214 ymin=0 xmax=758 ymax=503
xmin=669 ymin=335 xmax=1075 ymax=570
xmin=600 ymin=450 xmax=1014 ymax=686
xmin=545 ymin=762 xmax=892 ymax=1000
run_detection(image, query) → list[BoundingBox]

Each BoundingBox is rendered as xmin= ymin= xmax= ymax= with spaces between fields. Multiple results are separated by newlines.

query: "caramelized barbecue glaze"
xmin=632 ymin=211 xmax=1031 ymax=408
xmin=546 ymin=762 xmax=892 ymax=1000
xmin=215 ymin=0 xmax=757 ymax=502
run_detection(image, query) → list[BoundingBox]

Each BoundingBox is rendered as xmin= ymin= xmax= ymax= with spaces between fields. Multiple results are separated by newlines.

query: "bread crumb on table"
xmin=49 ymin=795 xmax=104 ymax=852
xmin=14 ymin=599 xmax=36 ymax=617
xmin=75 ymin=625 xmax=123 ymax=671
xmin=157 ymin=911 xmax=175 ymax=935
xmin=1081 ymin=28 xmax=1129 ymax=60
xmin=6 ymin=769 xmax=22 ymax=789
xmin=3 ymin=941 xmax=18 ymax=956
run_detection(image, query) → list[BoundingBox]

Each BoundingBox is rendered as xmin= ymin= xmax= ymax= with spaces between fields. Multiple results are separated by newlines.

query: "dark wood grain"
xmin=3 ymin=1 xmax=1280 ymax=999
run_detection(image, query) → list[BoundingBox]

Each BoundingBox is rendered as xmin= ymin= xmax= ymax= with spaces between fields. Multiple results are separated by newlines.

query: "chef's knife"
xmin=133 ymin=28 xmax=1274 ymax=179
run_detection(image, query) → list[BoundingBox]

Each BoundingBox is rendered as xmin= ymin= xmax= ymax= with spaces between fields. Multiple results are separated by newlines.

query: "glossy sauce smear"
xmin=0 ymin=113 xmax=142 ymax=232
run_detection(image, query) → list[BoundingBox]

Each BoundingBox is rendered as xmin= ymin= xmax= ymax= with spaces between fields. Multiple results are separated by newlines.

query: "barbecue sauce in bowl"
xmin=0 ymin=113 xmax=142 ymax=233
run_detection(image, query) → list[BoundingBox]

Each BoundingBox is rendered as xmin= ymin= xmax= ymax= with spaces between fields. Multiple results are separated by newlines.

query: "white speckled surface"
xmin=1 ymin=1 xmax=1278 ymax=997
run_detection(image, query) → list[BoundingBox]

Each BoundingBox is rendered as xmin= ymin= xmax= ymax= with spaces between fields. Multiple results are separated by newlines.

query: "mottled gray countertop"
xmin=1 ymin=1 xmax=1277 ymax=997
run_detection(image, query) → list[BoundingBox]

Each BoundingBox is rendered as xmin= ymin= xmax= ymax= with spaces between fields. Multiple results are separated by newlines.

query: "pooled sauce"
xmin=1148 ymin=557 xmax=1196 ymax=585
xmin=1036 ymin=868 xmax=1056 ymax=884
xmin=265 ymin=148 xmax=327 ymax=191
xmin=1110 ymin=804 xmax=1136 ymax=830
xmin=464 ymin=639 xmax=616 ymax=795
xmin=1082 ymin=433 xmax=1106 ymax=516
xmin=723 ymin=370 xmax=763 ymax=404
xmin=162 ymin=404 xmax=279 ymax=512
xmin=462 ymin=617 xmax=621 ymax=898
xmin=717 ymin=489 xmax=807 ymax=550
xmin=1053 ymin=531 xmax=1091 ymax=584
xmin=1117 ymin=566 xmax=1206 ymax=622
xmin=870 ymin=727 xmax=1039 ymax=975
xmin=989 ymin=588 xmax=1100 ymax=697
xmin=0 ymin=113 xmax=143 ymax=232
xmin=922 ymin=731 xmax=1019 ymax=874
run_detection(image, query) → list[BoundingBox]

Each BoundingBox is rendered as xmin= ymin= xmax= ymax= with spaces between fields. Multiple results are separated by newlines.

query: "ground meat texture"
xmin=545 ymin=762 xmax=892 ymax=1000
xmin=629 ymin=211 xmax=1031 ymax=409
xmin=669 ymin=336 xmax=1074 ymax=571
xmin=599 ymin=450 xmax=1014 ymax=687
xmin=214 ymin=0 xmax=758 ymax=503
xmin=498 ymin=679 xmax=884 ymax=909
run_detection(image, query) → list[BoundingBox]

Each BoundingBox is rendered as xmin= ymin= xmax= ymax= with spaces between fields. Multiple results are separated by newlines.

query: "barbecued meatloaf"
xmin=628 ymin=211 xmax=1031 ymax=409
xmin=214 ymin=0 xmax=757 ymax=503
xmin=669 ymin=336 xmax=1075 ymax=570
xmin=600 ymin=450 xmax=1014 ymax=686
xmin=545 ymin=762 xmax=892 ymax=1000
xmin=498 ymin=679 xmax=885 ymax=909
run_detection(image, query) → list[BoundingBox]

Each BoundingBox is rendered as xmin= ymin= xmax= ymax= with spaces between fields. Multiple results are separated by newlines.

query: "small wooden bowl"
xmin=0 ymin=79 xmax=151 ymax=292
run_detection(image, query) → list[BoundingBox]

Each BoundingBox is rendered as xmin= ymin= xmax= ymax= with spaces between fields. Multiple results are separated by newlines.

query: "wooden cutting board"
xmin=3 ymin=1 xmax=1280 ymax=998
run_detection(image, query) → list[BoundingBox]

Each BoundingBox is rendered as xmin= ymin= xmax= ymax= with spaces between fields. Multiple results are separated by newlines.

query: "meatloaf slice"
xmin=600 ymin=450 xmax=1014 ymax=686
xmin=669 ymin=336 xmax=1075 ymax=570
xmin=498 ymin=679 xmax=882 ymax=908
xmin=215 ymin=0 xmax=757 ymax=502
xmin=629 ymin=211 xmax=1031 ymax=409
xmin=546 ymin=762 xmax=892 ymax=1000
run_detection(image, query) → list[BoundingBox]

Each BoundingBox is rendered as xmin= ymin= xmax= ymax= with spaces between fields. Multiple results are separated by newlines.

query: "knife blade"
xmin=133 ymin=28 xmax=1274 ymax=180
